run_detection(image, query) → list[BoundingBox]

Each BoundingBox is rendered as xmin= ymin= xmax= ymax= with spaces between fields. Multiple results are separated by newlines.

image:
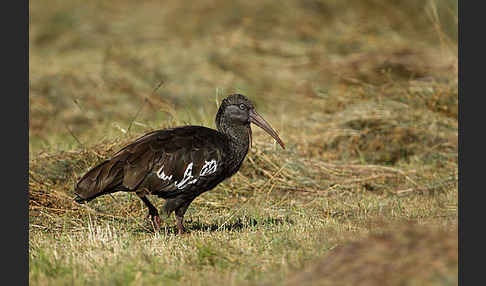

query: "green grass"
xmin=29 ymin=0 xmax=458 ymax=285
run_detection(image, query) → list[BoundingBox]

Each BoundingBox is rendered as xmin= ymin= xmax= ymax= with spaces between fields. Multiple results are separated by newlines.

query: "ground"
xmin=29 ymin=0 xmax=458 ymax=285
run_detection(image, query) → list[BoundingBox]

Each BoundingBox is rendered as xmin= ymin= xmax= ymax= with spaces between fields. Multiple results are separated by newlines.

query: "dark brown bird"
xmin=74 ymin=94 xmax=285 ymax=234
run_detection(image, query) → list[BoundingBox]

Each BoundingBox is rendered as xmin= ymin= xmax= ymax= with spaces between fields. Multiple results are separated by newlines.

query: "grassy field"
xmin=29 ymin=0 xmax=458 ymax=285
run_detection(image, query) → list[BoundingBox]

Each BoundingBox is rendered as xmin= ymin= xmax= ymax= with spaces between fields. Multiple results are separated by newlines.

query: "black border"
xmin=457 ymin=1 xmax=463 ymax=285
xmin=4 ymin=0 xmax=29 ymax=283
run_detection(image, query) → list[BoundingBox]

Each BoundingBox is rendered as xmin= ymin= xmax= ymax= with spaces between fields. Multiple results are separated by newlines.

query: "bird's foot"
xmin=147 ymin=214 xmax=161 ymax=231
xmin=176 ymin=225 xmax=188 ymax=235
xmin=176 ymin=217 xmax=188 ymax=235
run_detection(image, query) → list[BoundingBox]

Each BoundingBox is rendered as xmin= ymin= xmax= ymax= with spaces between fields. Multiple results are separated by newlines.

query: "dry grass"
xmin=29 ymin=0 xmax=458 ymax=285
xmin=284 ymin=222 xmax=458 ymax=286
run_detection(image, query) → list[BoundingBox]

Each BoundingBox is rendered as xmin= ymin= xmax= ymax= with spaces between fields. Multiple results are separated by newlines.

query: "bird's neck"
xmin=227 ymin=125 xmax=250 ymax=149
xmin=218 ymin=123 xmax=250 ymax=166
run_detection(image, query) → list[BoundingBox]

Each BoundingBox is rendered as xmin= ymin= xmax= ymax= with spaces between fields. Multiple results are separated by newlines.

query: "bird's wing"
xmin=113 ymin=126 xmax=228 ymax=192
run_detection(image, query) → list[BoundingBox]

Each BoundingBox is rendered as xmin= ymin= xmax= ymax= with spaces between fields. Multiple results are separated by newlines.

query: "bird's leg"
xmin=136 ymin=192 xmax=161 ymax=231
xmin=174 ymin=199 xmax=194 ymax=235
xmin=175 ymin=215 xmax=186 ymax=235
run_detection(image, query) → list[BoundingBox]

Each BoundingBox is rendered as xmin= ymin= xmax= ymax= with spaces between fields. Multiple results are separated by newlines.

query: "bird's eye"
xmin=239 ymin=104 xmax=246 ymax=110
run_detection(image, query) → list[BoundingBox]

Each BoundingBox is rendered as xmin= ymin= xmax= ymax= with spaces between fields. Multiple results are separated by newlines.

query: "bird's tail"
xmin=74 ymin=194 xmax=88 ymax=204
xmin=74 ymin=159 xmax=125 ymax=203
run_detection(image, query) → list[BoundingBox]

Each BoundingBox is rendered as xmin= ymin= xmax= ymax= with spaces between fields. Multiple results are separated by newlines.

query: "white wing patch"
xmin=200 ymin=160 xmax=218 ymax=176
xmin=156 ymin=160 xmax=218 ymax=190
xmin=156 ymin=165 xmax=173 ymax=181
xmin=174 ymin=162 xmax=198 ymax=189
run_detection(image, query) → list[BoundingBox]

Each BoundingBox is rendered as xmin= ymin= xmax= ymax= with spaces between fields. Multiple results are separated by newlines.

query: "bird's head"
xmin=216 ymin=94 xmax=285 ymax=149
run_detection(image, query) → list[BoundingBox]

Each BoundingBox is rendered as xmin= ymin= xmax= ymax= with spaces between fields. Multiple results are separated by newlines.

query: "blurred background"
xmin=29 ymin=0 xmax=457 ymax=155
xmin=29 ymin=1 xmax=458 ymax=285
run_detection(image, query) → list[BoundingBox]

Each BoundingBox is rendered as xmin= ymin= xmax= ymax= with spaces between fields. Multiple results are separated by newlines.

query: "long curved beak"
xmin=249 ymin=109 xmax=285 ymax=149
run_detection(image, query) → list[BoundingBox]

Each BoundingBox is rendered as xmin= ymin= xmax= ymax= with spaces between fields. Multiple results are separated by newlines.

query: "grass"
xmin=29 ymin=0 xmax=458 ymax=285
